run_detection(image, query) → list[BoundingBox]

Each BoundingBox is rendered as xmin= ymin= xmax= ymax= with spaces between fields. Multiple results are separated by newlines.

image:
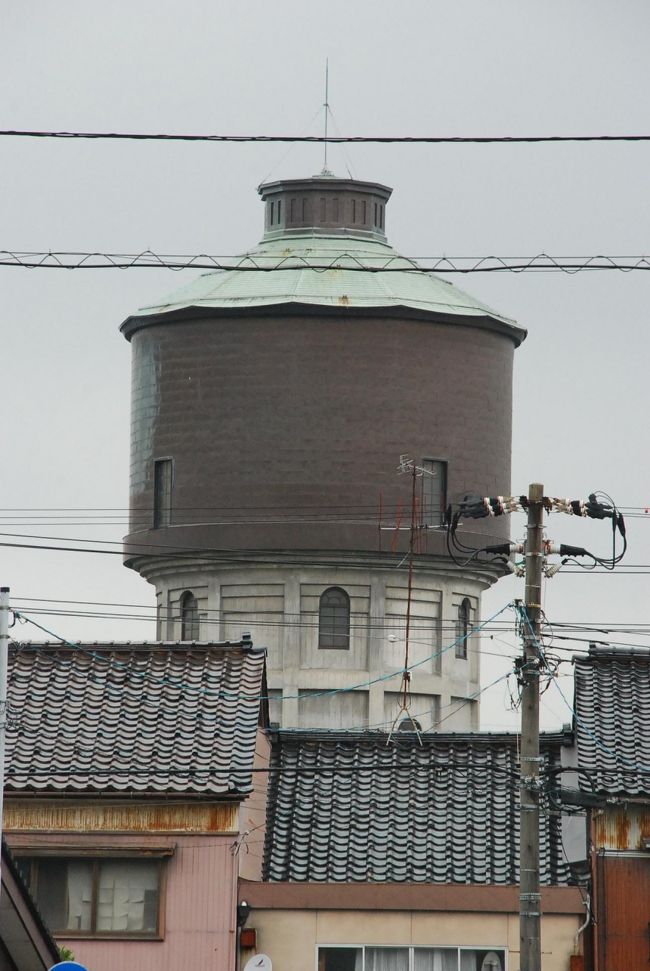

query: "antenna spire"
xmin=321 ymin=59 xmax=333 ymax=176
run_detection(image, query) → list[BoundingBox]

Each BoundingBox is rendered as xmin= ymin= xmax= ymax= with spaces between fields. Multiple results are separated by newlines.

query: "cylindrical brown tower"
xmin=121 ymin=173 xmax=525 ymax=730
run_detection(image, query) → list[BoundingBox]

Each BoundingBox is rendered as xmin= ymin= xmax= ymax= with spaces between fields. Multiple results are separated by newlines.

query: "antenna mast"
xmin=323 ymin=58 xmax=330 ymax=173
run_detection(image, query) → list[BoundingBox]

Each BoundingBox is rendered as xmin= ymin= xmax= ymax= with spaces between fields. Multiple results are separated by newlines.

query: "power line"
xmin=0 ymin=502 xmax=650 ymax=520
xmin=516 ymin=604 xmax=650 ymax=775
xmin=10 ymin=595 xmax=650 ymax=629
xmin=5 ymin=536 xmax=648 ymax=572
xmin=1 ymin=251 xmax=649 ymax=273
xmin=12 ymin=601 xmax=514 ymax=706
xmin=11 ymin=604 xmax=648 ymax=654
xmin=3 ymin=129 xmax=650 ymax=144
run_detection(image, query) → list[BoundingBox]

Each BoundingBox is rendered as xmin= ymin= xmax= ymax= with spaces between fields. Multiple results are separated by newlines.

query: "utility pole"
xmin=450 ymin=484 xmax=626 ymax=971
xmin=0 ymin=586 xmax=9 ymax=889
xmin=519 ymin=486 xmax=543 ymax=971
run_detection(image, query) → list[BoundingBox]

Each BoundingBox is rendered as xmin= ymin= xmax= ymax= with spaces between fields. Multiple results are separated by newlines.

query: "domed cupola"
xmin=259 ymin=174 xmax=392 ymax=240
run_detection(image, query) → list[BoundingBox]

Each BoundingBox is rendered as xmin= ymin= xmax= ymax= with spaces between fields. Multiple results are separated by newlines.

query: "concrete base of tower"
xmin=128 ymin=550 xmax=507 ymax=731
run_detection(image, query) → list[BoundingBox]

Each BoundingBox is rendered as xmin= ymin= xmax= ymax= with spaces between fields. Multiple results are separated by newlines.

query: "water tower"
xmin=121 ymin=173 xmax=525 ymax=729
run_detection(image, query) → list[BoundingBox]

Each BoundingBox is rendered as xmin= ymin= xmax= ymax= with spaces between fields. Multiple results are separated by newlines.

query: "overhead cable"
xmin=12 ymin=601 xmax=514 ymax=706
xmin=1 ymin=250 xmax=649 ymax=273
xmin=3 ymin=129 xmax=650 ymax=144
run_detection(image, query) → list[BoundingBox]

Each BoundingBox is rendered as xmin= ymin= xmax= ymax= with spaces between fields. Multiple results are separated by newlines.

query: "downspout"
xmin=574 ymin=891 xmax=591 ymax=956
xmin=590 ymin=813 xmax=600 ymax=971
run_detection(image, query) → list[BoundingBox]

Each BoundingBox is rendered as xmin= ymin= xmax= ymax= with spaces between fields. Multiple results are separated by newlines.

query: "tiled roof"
xmin=263 ymin=731 xmax=570 ymax=885
xmin=7 ymin=641 xmax=266 ymax=797
xmin=574 ymin=646 xmax=650 ymax=797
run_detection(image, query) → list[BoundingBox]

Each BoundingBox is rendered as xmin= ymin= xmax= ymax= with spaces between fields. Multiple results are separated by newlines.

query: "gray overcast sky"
xmin=2 ymin=1 xmax=649 ymax=730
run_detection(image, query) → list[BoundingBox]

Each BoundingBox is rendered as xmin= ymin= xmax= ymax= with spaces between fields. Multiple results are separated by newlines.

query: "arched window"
xmin=180 ymin=591 xmax=199 ymax=641
xmin=318 ymin=587 xmax=350 ymax=650
xmin=456 ymin=598 xmax=471 ymax=659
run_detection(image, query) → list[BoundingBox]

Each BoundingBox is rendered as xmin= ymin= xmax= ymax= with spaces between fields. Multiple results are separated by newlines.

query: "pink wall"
xmin=238 ymin=729 xmax=271 ymax=882
xmin=59 ymin=835 xmax=238 ymax=971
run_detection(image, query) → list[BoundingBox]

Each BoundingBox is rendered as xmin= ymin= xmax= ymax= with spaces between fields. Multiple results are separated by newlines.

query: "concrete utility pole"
xmin=454 ymin=483 xmax=626 ymax=971
xmin=519 ymin=485 xmax=544 ymax=971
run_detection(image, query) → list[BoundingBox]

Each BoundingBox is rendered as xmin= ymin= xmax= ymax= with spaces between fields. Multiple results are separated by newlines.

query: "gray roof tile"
xmin=7 ymin=641 xmax=266 ymax=797
xmin=574 ymin=647 xmax=650 ymax=797
xmin=264 ymin=731 xmax=569 ymax=885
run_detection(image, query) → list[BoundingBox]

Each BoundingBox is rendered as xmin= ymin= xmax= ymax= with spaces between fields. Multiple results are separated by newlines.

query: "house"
xmin=4 ymin=638 xmax=269 ymax=971
xmin=0 ymin=841 xmax=60 ymax=971
xmin=571 ymin=646 xmax=650 ymax=969
xmin=239 ymin=729 xmax=586 ymax=971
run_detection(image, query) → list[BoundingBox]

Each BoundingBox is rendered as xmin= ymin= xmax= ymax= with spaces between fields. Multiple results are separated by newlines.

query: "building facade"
xmin=4 ymin=639 xmax=269 ymax=971
xmin=237 ymin=729 xmax=585 ymax=971
xmin=571 ymin=646 xmax=650 ymax=969
xmin=120 ymin=173 xmax=526 ymax=730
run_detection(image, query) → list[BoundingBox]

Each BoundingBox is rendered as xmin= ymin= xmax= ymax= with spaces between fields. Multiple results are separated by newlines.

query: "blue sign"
xmin=49 ymin=963 xmax=89 ymax=971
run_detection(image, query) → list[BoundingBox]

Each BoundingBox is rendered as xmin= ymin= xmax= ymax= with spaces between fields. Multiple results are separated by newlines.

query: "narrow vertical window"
xmin=456 ymin=598 xmax=471 ymax=659
xmin=379 ymin=204 xmax=384 ymax=229
xmin=420 ymin=459 xmax=447 ymax=526
xmin=318 ymin=587 xmax=350 ymax=649
xmin=181 ymin=591 xmax=200 ymax=641
xmin=362 ymin=200 xmax=367 ymax=223
xmin=302 ymin=198 xmax=307 ymax=221
xmin=351 ymin=199 xmax=356 ymax=223
xmin=153 ymin=459 xmax=172 ymax=528
xmin=277 ymin=199 xmax=282 ymax=223
xmin=374 ymin=202 xmax=378 ymax=225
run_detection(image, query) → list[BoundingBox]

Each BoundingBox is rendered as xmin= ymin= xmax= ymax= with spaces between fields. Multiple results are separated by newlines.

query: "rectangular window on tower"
xmin=420 ymin=459 xmax=447 ymax=527
xmin=153 ymin=458 xmax=173 ymax=528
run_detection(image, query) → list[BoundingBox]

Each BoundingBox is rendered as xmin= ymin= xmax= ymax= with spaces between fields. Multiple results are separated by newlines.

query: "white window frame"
xmin=315 ymin=944 xmax=508 ymax=971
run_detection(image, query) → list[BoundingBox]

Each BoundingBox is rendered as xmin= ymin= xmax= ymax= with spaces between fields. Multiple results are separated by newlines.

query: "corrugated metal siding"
xmin=598 ymin=856 xmax=650 ymax=968
xmin=56 ymin=835 xmax=237 ymax=971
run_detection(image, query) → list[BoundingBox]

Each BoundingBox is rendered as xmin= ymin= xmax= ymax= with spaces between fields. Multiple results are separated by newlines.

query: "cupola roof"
xmin=121 ymin=175 xmax=525 ymax=346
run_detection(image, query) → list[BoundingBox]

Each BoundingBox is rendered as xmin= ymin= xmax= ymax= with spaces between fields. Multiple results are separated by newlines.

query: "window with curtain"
xmin=318 ymin=948 xmax=505 ymax=971
xmin=15 ymin=857 xmax=162 ymax=938
xmin=318 ymin=587 xmax=350 ymax=649
xmin=180 ymin=590 xmax=200 ymax=640
xmin=456 ymin=598 xmax=471 ymax=659
xmin=365 ymin=948 xmax=409 ymax=971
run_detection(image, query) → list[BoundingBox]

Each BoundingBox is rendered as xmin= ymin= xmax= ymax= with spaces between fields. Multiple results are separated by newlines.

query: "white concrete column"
xmin=207 ymin=575 xmax=222 ymax=642
xmin=368 ymin=574 xmax=386 ymax=726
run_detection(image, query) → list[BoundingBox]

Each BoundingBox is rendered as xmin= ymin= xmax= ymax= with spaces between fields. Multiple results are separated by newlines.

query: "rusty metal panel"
xmin=598 ymin=856 xmax=650 ymax=967
xmin=4 ymin=800 xmax=238 ymax=834
xmin=594 ymin=807 xmax=650 ymax=850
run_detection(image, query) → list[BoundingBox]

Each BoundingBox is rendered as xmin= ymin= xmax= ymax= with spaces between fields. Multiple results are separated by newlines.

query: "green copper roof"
xmin=124 ymin=234 xmax=524 ymax=343
xmin=123 ymin=170 xmax=524 ymax=343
